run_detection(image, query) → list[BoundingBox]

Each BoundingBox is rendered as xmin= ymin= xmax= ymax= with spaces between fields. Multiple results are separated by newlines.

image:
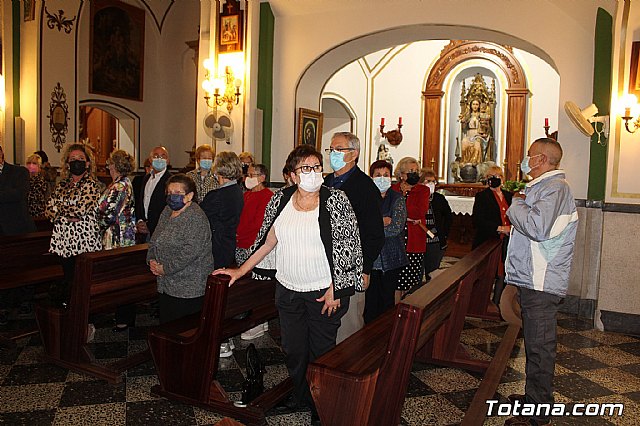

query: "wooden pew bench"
xmin=0 ymin=231 xmax=62 ymax=292
xmin=35 ymin=244 xmax=157 ymax=383
xmin=307 ymin=240 xmax=518 ymax=426
xmin=149 ymin=275 xmax=289 ymax=426
xmin=0 ymin=231 xmax=62 ymax=346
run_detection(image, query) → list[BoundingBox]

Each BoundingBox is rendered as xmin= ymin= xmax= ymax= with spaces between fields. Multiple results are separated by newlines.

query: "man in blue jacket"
xmin=504 ymin=138 xmax=578 ymax=426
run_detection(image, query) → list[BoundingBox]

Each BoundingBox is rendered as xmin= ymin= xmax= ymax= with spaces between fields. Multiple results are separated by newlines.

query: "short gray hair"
xmin=332 ymin=131 xmax=360 ymax=152
xmin=214 ymin=151 xmax=243 ymax=180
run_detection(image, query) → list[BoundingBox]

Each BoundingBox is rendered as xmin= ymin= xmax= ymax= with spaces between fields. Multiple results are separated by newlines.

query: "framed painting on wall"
xmin=297 ymin=108 xmax=324 ymax=152
xmin=218 ymin=0 xmax=243 ymax=53
xmin=24 ymin=0 xmax=36 ymax=22
xmin=629 ymin=41 xmax=640 ymax=96
xmin=89 ymin=0 xmax=145 ymax=101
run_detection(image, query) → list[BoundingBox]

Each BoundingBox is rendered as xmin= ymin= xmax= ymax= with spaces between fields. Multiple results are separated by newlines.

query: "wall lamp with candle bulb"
xmin=621 ymin=93 xmax=640 ymax=134
xmin=201 ymin=58 xmax=242 ymax=113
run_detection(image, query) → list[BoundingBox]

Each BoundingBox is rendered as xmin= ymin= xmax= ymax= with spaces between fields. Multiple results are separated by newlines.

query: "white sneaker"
xmin=220 ymin=342 xmax=233 ymax=358
xmin=241 ymin=322 xmax=268 ymax=340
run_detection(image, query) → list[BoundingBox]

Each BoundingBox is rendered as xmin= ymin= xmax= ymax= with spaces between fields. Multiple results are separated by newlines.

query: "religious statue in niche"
xmin=451 ymin=73 xmax=497 ymax=182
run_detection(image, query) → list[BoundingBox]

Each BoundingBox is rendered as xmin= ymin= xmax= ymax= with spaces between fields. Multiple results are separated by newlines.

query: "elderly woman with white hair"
xmin=391 ymin=156 xmax=430 ymax=301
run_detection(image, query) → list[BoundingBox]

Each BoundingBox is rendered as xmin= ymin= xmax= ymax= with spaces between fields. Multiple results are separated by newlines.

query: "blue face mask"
xmin=152 ymin=158 xmax=167 ymax=172
xmin=330 ymin=150 xmax=347 ymax=171
xmin=372 ymin=176 xmax=391 ymax=193
xmin=199 ymin=159 xmax=213 ymax=170
xmin=520 ymin=154 xmax=541 ymax=175
xmin=166 ymin=194 xmax=186 ymax=211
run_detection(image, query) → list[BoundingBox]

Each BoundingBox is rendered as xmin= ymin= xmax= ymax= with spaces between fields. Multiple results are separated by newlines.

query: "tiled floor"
xmin=1 ymin=295 xmax=640 ymax=425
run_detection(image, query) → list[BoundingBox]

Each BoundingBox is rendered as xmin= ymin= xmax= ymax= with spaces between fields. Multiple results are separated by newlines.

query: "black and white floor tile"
xmin=1 ymin=293 xmax=640 ymax=424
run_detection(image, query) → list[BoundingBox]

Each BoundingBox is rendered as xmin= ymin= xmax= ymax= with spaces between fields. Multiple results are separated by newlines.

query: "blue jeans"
xmin=518 ymin=286 xmax=563 ymax=425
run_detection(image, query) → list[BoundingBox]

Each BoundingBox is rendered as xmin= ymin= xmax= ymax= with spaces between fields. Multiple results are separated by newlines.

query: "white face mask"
xmin=298 ymin=171 xmax=323 ymax=193
xmin=245 ymin=176 xmax=259 ymax=190
xmin=425 ymin=182 xmax=436 ymax=195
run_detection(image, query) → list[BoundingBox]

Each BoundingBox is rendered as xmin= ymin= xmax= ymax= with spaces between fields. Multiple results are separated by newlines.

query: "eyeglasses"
xmin=324 ymin=147 xmax=354 ymax=154
xmin=167 ymin=191 xmax=186 ymax=196
xmin=152 ymin=155 xmax=168 ymax=160
xmin=247 ymin=173 xmax=264 ymax=178
xmin=295 ymin=164 xmax=323 ymax=174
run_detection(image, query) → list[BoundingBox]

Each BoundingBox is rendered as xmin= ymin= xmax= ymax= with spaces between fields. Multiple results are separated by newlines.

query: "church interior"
xmin=1 ymin=0 xmax=640 ymax=424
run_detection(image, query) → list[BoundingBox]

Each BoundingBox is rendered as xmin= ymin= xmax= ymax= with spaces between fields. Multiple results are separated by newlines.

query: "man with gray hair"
xmin=324 ymin=131 xmax=384 ymax=343
xmin=504 ymin=137 xmax=578 ymax=426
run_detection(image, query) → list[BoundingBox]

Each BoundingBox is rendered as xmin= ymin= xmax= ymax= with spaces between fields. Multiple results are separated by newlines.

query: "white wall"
xmin=36 ymin=0 xmax=200 ymax=168
xmin=321 ymin=41 xmax=560 ymax=182
xmin=270 ymin=0 xmax=616 ymax=200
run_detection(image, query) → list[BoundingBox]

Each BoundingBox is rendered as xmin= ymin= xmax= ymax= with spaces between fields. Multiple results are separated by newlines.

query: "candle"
xmin=625 ymin=107 xmax=631 ymax=117
xmin=398 ymin=117 xmax=402 ymax=125
xmin=544 ymin=118 xmax=549 ymax=127
xmin=381 ymin=117 xmax=385 ymax=126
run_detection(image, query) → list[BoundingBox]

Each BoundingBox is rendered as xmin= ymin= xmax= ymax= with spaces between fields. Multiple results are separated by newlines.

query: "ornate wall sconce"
xmin=379 ymin=117 xmax=403 ymax=146
xmin=202 ymin=58 xmax=242 ymax=113
xmin=621 ymin=94 xmax=640 ymax=134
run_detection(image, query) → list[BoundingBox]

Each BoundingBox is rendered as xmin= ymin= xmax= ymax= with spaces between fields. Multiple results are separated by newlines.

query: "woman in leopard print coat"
xmin=45 ymin=143 xmax=102 ymax=301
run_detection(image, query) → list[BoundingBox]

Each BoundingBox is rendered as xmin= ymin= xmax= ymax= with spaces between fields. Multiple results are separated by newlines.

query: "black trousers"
xmin=275 ymin=283 xmax=349 ymax=408
xmin=423 ymin=242 xmax=445 ymax=278
xmin=364 ymin=268 xmax=400 ymax=324
xmin=158 ymin=293 xmax=204 ymax=324
xmin=518 ymin=286 xmax=563 ymax=425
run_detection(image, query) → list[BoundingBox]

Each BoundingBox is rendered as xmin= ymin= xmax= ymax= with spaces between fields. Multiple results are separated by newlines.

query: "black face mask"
xmin=488 ymin=176 xmax=502 ymax=188
xmin=405 ymin=172 xmax=420 ymax=185
xmin=69 ymin=160 xmax=87 ymax=176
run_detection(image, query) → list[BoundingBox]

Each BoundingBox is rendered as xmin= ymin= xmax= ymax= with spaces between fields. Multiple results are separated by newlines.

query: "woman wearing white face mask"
xmin=186 ymin=144 xmax=219 ymax=202
xmin=365 ymin=160 xmax=408 ymax=323
xmin=213 ymin=145 xmax=363 ymax=421
xmin=419 ymin=168 xmax=452 ymax=281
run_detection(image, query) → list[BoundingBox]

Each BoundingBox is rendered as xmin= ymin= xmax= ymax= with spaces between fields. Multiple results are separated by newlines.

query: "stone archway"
xmin=423 ymin=40 xmax=529 ymax=181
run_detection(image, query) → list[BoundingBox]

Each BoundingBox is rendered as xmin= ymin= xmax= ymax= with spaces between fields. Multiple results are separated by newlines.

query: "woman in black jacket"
xmin=472 ymin=166 xmax=512 ymax=303
xmin=419 ymin=168 xmax=452 ymax=280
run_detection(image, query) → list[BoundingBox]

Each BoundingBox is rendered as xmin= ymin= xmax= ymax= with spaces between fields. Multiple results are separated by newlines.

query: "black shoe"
xmin=311 ymin=410 xmax=321 ymax=426
xmin=273 ymin=394 xmax=302 ymax=413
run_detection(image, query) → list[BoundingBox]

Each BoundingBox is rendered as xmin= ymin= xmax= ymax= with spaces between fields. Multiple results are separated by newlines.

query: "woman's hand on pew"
xmin=212 ymin=267 xmax=242 ymax=286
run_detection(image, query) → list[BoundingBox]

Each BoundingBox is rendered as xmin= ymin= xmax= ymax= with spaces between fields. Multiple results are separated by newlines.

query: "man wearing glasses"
xmin=136 ymin=146 xmax=172 ymax=239
xmin=324 ymin=132 xmax=384 ymax=343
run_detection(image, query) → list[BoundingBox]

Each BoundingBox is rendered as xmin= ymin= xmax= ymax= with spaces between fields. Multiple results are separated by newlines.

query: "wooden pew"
xmin=307 ymin=239 xmax=510 ymax=426
xmin=35 ymin=244 xmax=157 ymax=383
xmin=0 ymin=231 xmax=62 ymax=292
xmin=0 ymin=231 xmax=62 ymax=346
xmin=149 ymin=275 xmax=289 ymax=426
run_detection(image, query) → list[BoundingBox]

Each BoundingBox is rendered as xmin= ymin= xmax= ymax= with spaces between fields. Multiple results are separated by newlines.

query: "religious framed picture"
xmin=218 ymin=0 xmax=243 ymax=53
xmin=297 ymin=108 xmax=324 ymax=151
xmin=89 ymin=0 xmax=145 ymax=101
xmin=629 ymin=41 xmax=640 ymax=96
xmin=24 ymin=0 xmax=36 ymax=22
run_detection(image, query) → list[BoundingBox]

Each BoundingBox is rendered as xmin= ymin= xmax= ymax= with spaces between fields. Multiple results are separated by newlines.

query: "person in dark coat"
xmin=0 ymin=145 xmax=36 ymax=236
xmin=472 ymin=165 xmax=512 ymax=303
xmin=419 ymin=168 xmax=452 ymax=280
xmin=135 ymin=147 xmax=172 ymax=239
xmin=200 ymin=151 xmax=244 ymax=270
xmin=323 ymin=131 xmax=384 ymax=343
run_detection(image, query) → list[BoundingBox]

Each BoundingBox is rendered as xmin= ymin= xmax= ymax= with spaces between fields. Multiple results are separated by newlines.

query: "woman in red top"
xmin=391 ymin=157 xmax=430 ymax=301
xmin=236 ymin=164 xmax=274 ymax=265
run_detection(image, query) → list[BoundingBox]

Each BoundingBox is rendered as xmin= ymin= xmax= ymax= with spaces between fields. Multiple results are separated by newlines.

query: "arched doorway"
xmin=320 ymin=96 xmax=356 ymax=153
xmin=78 ymin=101 xmax=140 ymax=176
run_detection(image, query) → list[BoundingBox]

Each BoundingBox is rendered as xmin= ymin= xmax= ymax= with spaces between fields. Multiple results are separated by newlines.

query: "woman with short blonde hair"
xmin=25 ymin=154 xmax=48 ymax=217
xmin=187 ymin=144 xmax=218 ymax=201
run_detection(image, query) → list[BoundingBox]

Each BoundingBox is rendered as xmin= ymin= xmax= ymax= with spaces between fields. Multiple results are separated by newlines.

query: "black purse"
xmin=233 ymin=343 xmax=265 ymax=408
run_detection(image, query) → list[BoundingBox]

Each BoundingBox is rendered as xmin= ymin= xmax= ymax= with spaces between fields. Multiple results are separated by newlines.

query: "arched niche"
xmin=423 ymin=40 xmax=528 ymax=181
xmin=78 ymin=100 xmax=141 ymax=168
